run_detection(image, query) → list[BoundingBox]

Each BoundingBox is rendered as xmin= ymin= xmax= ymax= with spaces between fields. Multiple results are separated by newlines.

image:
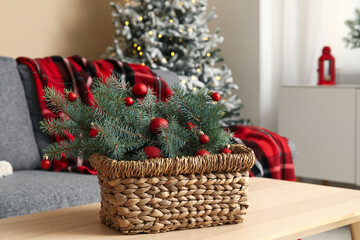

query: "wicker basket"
xmin=89 ymin=144 xmax=255 ymax=234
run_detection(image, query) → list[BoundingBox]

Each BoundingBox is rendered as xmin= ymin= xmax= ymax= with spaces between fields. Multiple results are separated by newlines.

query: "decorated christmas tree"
xmin=39 ymin=76 xmax=233 ymax=166
xmin=344 ymin=8 xmax=360 ymax=48
xmin=105 ymin=0 xmax=249 ymax=125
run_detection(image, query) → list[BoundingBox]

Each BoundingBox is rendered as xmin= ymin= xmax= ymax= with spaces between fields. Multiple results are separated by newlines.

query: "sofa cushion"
xmin=153 ymin=69 xmax=180 ymax=87
xmin=0 ymin=57 xmax=41 ymax=170
xmin=17 ymin=64 xmax=51 ymax=160
xmin=0 ymin=170 xmax=100 ymax=218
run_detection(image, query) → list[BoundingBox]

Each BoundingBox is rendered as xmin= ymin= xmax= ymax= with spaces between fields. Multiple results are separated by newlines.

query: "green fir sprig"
xmin=40 ymin=75 xmax=232 ymax=162
xmin=344 ymin=8 xmax=360 ymax=49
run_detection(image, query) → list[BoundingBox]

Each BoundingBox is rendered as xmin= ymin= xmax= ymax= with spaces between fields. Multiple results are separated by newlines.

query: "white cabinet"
xmin=278 ymin=86 xmax=360 ymax=184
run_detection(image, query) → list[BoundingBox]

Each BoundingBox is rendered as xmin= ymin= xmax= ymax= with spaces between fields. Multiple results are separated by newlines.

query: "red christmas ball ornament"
xmin=67 ymin=92 xmax=77 ymax=102
xmin=89 ymin=124 xmax=98 ymax=138
xmin=195 ymin=149 xmax=210 ymax=156
xmin=41 ymin=156 xmax=51 ymax=170
xmin=61 ymin=152 xmax=66 ymax=159
xmin=89 ymin=128 xmax=98 ymax=138
xmin=199 ymin=133 xmax=209 ymax=145
xmin=124 ymin=97 xmax=134 ymax=106
xmin=143 ymin=146 xmax=163 ymax=159
xmin=150 ymin=117 xmax=168 ymax=134
xmin=221 ymin=148 xmax=232 ymax=154
xmin=211 ymin=92 xmax=221 ymax=101
xmin=132 ymin=83 xmax=148 ymax=98
xmin=187 ymin=122 xmax=196 ymax=131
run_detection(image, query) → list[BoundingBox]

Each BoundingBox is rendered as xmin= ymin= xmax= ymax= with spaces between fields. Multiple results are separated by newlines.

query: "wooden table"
xmin=2 ymin=177 xmax=360 ymax=240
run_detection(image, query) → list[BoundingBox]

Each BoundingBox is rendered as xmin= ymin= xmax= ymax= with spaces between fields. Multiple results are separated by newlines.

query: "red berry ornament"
xmin=195 ymin=149 xmax=210 ymax=156
xmin=150 ymin=117 xmax=168 ymax=134
xmin=124 ymin=97 xmax=134 ymax=106
xmin=41 ymin=156 xmax=51 ymax=170
xmin=67 ymin=92 xmax=77 ymax=102
xmin=211 ymin=92 xmax=221 ymax=101
xmin=89 ymin=126 xmax=98 ymax=138
xmin=132 ymin=83 xmax=148 ymax=98
xmin=221 ymin=148 xmax=232 ymax=154
xmin=187 ymin=122 xmax=196 ymax=131
xmin=199 ymin=134 xmax=209 ymax=144
xmin=143 ymin=146 xmax=163 ymax=159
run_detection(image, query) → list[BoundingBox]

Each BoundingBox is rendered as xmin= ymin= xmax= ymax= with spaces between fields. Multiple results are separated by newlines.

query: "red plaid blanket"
xmin=17 ymin=56 xmax=171 ymax=174
xmin=230 ymin=125 xmax=296 ymax=181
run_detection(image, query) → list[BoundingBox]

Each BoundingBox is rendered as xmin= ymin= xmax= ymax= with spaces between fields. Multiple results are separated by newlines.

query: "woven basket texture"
xmin=89 ymin=144 xmax=255 ymax=234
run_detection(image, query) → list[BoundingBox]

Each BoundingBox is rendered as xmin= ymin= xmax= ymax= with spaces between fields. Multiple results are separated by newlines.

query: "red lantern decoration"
xmin=317 ymin=46 xmax=336 ymax=85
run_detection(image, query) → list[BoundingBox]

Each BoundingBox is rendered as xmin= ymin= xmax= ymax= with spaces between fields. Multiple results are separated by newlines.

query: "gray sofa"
xmin=0 ymin=56 xmax=179 ymax=219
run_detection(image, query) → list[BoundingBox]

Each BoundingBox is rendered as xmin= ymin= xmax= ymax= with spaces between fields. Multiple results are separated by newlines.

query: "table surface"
xmin=2 ymin=177 xmax=360 ymax=240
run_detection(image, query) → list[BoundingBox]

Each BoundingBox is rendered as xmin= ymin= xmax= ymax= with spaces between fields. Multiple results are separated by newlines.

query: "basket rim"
xmin=89 ymin=144 xmax=255 ymax=179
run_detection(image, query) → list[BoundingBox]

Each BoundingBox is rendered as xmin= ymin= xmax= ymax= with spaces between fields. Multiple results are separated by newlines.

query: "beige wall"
xmin=0 ymin=0 xmax=114 ymax=60
xmin=208 ymin=0 xmax=260 ymax=125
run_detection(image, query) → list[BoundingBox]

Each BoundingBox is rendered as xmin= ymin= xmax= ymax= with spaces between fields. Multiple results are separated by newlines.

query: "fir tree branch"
xmin=45 ymin=88 xmax=88 ymax=132
xmin=40 ymin=118 xmax=80 ymax=138
xmin=172 ymin=88 xmax=200 ymax=122
xmin=93 ymin=98 xmax=120 ymax=122
xmin=107 ymin=121 xmax=159 ymax=146
xmin=115 ymin=95 xmax=122 ymax=115
xmin=202 ymin=102 xmax=224 ymax=125
xmin=130 ymin=107 xmax=143 ymax=129
xmin=44 ymin=139 xmax=82 ymax=160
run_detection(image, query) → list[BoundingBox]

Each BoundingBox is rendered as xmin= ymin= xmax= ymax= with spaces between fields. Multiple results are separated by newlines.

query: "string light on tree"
xmin=139 ymin=16 xmax=143 ymax=21
xmin=171 ymin=52 xmax=175 ymax=56
xmin=158 ymin=33 xmax=163 ymax=39
xmin=148 ymin=31 xmax=153 ymax=36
